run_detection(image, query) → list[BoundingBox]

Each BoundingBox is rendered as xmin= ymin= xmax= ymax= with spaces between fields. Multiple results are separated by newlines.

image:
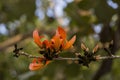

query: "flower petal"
xmin=29 ymin=58 xmax=44 ymax=71
xmin=57 ymin=26 xmax=66 ymax=40
xmin=43 ymin=40 xmax=50 ymax=49
xmin=29 ymin=58 xmax=51 ymax=71
xmin=63 ymin=35 xmax=76 ymax=50
xmin=33 ymin=30 xmax=43 ymax=47
xmin=29 ymin=62 xmax=44 ymax=71
xmin=51 ymin=35 xmax=61 ymax=51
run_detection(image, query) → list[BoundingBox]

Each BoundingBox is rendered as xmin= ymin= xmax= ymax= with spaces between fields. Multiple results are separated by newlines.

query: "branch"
xmin=0 ymin=33 xmax=31 ymax=51
xmin=97 ymin=55 xmax=120 ymax=60
xmin=15 ymin=51 xmax=120 ymax=60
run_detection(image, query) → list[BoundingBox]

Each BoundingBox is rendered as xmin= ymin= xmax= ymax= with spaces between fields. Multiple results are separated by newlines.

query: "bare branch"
xmin=19 ymin=51 xmax=40 ymax=58
xmin=97 ymin=55 xmax=120 ymax=60
xmin=0 ymin=33 xmax=31 ymax=51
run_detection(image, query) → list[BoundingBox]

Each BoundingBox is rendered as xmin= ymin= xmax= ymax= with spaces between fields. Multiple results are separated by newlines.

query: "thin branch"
xmin=0 ymin=33 xmax=31 ymax=51
xmin=54 ymin=56 xmax=120 ymax=60
xmin=97 ymin=55 xmax=120 ymax=60
xmin=19 ymin=51 xmax=40 ymax=58
xmin=16 ymin=51 xmax=120 ymax=60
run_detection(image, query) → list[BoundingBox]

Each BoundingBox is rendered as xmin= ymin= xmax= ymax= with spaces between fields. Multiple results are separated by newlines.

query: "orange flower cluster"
xmin=29 ymin=26 xmax=76 ymax=70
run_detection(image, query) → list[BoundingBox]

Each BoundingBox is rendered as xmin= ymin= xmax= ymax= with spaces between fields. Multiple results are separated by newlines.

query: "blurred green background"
xmin=0 ymin=0 xmax=120 ymax=80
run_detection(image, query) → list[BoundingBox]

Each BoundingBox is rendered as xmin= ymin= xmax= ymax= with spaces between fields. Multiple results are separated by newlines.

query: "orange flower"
xmin=30 ymin=26 xmax=76 ymax=70
xmin=29 ymin=58 xmax=51 ymax=71
xmin=33 ymin=26 xmax=76 ymax=51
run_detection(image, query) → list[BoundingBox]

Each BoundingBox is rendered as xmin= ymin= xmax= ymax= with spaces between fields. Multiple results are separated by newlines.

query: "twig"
xmin=0 ymin=33 xmax=31 ymax=51
xmin=97 ymin=55 xmax=120 ymax=60
xmin=16 ymin=51 xmax=120 ymax=60
xmin=19 ymin=51 xmax=40 ymax=58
